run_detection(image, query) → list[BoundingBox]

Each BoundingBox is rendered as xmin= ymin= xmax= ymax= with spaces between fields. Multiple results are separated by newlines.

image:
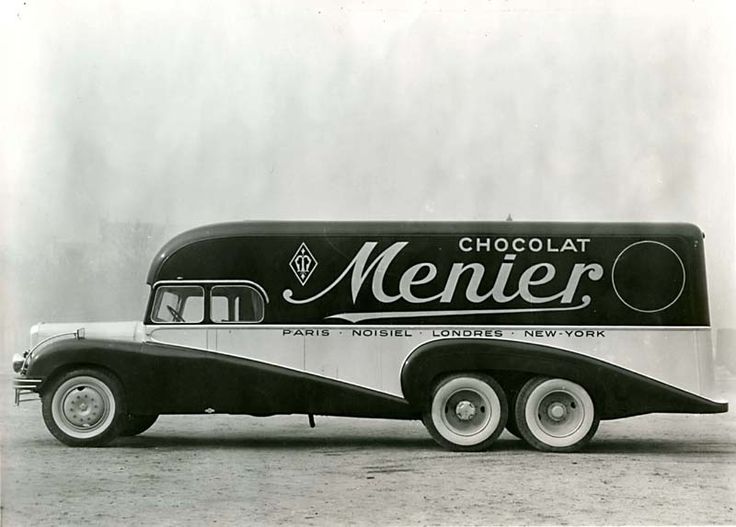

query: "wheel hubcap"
xmin=62 ymin=387 xmax=105 ymax=428
xmin=455 ymin=400 xmax=477 ymax=421
xmin=547 ymin=402 xmax=567 ymax=421
xmin=442 ymin=388 xmax=492 ymax=436
xmin=535 ymin=391 xmax=583 ymax=437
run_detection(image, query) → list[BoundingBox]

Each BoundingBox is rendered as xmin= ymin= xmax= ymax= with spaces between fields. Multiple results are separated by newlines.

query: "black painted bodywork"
xmin=25 ymin=335 xmax=727 ymax=420
xmin=401 ymin=339 xmax=727 ymax=418
xmin=144 ymin=221 xmax=709 ymax=326
xmin=27 ymin=338 xmax=416 ymax=418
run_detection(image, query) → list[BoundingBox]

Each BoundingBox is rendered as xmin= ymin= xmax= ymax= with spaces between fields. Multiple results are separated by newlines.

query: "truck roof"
xmin=146 ymin=221 xmax=703 ymax=285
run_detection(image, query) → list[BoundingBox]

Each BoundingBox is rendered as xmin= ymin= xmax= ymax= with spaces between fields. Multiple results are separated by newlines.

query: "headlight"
xmin=12 ymin=353 xmax=26 ymax=374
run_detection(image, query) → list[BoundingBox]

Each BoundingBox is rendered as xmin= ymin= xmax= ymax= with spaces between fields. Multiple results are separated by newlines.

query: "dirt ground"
xmin=1 ymin=372 xmax=734 ymax=527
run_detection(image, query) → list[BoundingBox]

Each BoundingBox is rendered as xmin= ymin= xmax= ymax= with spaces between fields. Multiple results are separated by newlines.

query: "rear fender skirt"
xmin=400 ymin=338 xmax=728 ymax=419
xmin=27 ymin=338 xmax=416 ymax=418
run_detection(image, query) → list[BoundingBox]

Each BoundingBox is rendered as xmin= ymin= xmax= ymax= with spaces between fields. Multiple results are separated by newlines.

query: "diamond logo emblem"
xmin=290 ymin=242 xmax=318 ymax=285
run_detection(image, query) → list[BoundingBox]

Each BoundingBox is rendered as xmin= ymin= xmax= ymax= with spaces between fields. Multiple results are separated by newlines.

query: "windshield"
xmin=151 ymin=285 xmax=204 ymax=323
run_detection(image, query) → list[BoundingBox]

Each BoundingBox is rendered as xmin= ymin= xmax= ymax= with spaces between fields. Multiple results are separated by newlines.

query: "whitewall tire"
xmin=422 ymin=373 xmax=507 ymax=452
xmin=42 ymin=369 xmax=125 ymax=447
xmin=515 ymin=377 xmax=599 ymax=453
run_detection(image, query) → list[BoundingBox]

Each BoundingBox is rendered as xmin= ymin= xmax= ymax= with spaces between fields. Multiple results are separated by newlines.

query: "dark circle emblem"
xmin=611 ymin=241 xmax=686 ymax=313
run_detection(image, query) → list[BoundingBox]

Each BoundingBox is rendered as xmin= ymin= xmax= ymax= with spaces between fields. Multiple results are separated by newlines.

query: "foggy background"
xmin=1 ymin=0 xmax=735 ymax=359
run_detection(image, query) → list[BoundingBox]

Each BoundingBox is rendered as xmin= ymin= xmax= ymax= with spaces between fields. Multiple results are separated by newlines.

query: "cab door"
xmin=146 ymin=284 xmax=208 ymax=349
xmin=208 ymin=284 xmax=304 ymax=371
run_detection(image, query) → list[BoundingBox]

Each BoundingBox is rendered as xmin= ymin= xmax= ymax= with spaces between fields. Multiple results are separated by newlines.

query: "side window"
xmin=151 ymin=285 xmax=205 ymax=323
xmin=210 ymin=285 xmax=265 ymax=323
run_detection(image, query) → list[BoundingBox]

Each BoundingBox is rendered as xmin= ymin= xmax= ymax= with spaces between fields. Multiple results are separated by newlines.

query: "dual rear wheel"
xmin=423 ymin=373 xmax=599 ymax=452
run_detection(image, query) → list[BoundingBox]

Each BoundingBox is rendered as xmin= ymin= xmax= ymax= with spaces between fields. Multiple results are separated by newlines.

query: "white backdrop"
xmin=1 ymin=0 xmax=734 ymax=341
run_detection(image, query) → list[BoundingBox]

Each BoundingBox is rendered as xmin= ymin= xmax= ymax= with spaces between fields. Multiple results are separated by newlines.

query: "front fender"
xmin=29 ymin=338 xmax=145 ymax=381
xmin=400 ymin=338 xmax=727 ymax=419
xmin=27 ymin=338 xmax=156 ymax=411
xmin=27 ymin=338 xmax=415 ymax=418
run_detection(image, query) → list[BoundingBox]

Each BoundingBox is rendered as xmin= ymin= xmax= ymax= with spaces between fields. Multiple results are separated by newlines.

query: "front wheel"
xmin=515 ymin=377 xmax=599 ymax=453
xmin=422 ymin=373 xmax=507 ymax=452
xmin=41 ymin=368 xmax=125 ymax=447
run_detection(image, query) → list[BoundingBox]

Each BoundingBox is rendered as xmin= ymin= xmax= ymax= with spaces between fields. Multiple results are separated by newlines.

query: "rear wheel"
xmin=121 ymin=414 xmax=159 ymax=436
xmin=515 ymin=377 xmax=599 ymax=453
xmin=422 ymin=373 xmax=507 ymax=452
xmin=41 ymin=368 xmax=125 ymax=447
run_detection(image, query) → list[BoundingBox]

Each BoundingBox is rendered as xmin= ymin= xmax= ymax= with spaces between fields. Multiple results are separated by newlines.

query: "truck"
xmin=12 ymin=221 xmax=728 ymax=452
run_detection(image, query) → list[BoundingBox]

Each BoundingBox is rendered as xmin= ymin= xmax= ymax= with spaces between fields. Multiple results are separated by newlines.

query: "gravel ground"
xmin=1 ymin=373 xmax=734 ymax=526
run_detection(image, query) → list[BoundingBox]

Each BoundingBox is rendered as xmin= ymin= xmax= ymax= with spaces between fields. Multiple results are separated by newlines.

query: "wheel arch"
xmin=400 ymin=338 xmax=727 ymax=419
xmin=28 ymin=339 xmax=154 ymax=411
xmin=37 ymin=362 xmax=124 ymax=395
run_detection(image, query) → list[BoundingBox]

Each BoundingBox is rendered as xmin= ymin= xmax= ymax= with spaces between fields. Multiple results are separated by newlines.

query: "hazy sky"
xmin=1 ymin=0 xmax=735 ymax=325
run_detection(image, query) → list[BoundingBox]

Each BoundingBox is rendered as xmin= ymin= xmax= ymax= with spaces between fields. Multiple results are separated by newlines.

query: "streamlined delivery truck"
xmin=12 ymin=222 xmax=727 ymax=451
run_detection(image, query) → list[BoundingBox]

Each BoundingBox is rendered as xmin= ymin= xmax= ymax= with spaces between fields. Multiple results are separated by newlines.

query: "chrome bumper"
xmin=13 ymin=378 xmax=42 ymax=405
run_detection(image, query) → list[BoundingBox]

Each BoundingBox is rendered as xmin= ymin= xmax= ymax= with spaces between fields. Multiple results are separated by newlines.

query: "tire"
xmin=422 ymin=373 xmax=507 ymax=452
xmin=515 ymin=377 xmax=599 ymax=453
xmin=121 ymin=414 xmax=159 ymax=436
xmin=41 ymin=368 xmax=125 ymax=447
